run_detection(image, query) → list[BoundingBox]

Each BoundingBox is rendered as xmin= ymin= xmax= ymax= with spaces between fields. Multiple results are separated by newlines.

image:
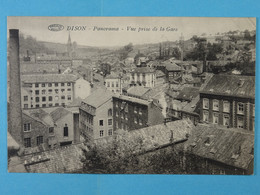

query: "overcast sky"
xmin=8 ymin=17 xmax=256 ymax=47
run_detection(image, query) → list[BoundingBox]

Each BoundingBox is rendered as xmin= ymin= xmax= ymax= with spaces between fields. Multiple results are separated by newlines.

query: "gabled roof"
xmin=82 ymin=88 xmax=113 ymax=108
xmin=165 ymin=62 xmax=182 ymax=71
xmin=23 ymin=109 xmax=53 ymax=126
xmin=201 ymin=75 xmax=255 ymax=99
xmin=50 ymin=107 xmax=71 ymax=122
xmin=21 ymin=74 xmax=77 ymax=83
xmin=185 ymin=124 xmax=254 ymax=170
xmin=176 ymin=87 xmax=200 ymax=102
xmin=127 ymin=86 xmax=151 ymax=98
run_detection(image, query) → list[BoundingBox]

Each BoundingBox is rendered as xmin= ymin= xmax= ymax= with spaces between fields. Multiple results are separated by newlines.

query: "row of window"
xmin=33 ymin=88 xmax=72 ymax=96
xmin=115 ymin=103 xmax=143 ymax=115
xmin=34 ymin=83 xmax=71 ymax=88
xmin=34 ymin=95 xmax=72 ymax=102
xmin=203 ymin=99 xmax=250 ymax=115
xmin=24 ymin=124 xmax=54 ymax=133
xmin=99 ymin=129 xmax=113 ymax=137
xmin=24 ymin=102 xmax=66 ymax=108
xmin=99 ymin=119 xmax=113 ymax=126
xmin=24 ymin=136 xmax=43 ymax=148
xmin=106 ymin=81 xmax=119 ymax=88
xmin=203 ymin=111 xmax=245 ymax=129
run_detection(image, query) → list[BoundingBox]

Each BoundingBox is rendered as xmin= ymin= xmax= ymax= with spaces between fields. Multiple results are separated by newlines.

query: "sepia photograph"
xmin=7 ymin=17 xmax=256 ymax=175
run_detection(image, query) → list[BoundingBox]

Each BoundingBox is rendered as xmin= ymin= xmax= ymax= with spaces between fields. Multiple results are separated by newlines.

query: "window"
xmin=42 ymin=90 xmax=46 ymax=95
xmin=108 ymin=109 xmax=112 ymax=117
xmin=115 ymin=101 xmax=119 ymax=108
xmin=49 ymin=103 xmax=53 ymax=107
xmin=139 ymin=119 xmax=143 ymax=125
xmin=55 ymin=96 xmax=59 ymax=101
xmin=55 ymin=103 xmax=59 ymax=106
xmin=203 ymin=98 xmax=209 ymax=109
xmin=23 ymin=123 xmax=31 ymax=132
xmin=48 ymin=83 xmax=52 ymax=87
xmin=116 ymin=111 xmax=119 ymax=117
xmin=68 ymin=95 xmax=71 ymax=100
xmin=35 ymin=90 xmax=39 ymax=95
xmin=24 ymin=96 xmax=28 ymax=101
xmin=134 ymin=106 xmax=138 ymax=113
xmin=67 ymin=88 xmax=71 ymax=92
xmin=237 ymin=117 xmax=244 ymax=129
xmin=61 ymin=95 xmax=65 ymax=100
xmin=237 ymin=103 xmax=244 ymax=115
xmin=116 ymin=82 xmax=119 ymax=87
xmin=121 ymin=113 xmax=124 ymax=119
xmin=61 ymin=89 xmax=65 ymax=93
xmin=24 ymin=104 xmax=28 ymax=108
xmin=223 ymin=115 xmax=230 ymax=126
xmin=100 ymin=130 xmax=104 ymax=137
xmin=35 ymin=83 xmax=39 ymax=88
xmin=125 ymin=114 xmax=128 ymax=120
xmin=55 ymin=83 xmax=58 ymax=87
xmin=48 ymin=89 xmax=52 ymax=94
xmin=252 ymin=104 xmax=255 ymax=117
xmin=139 ymin=108 xmax=142 ymax=115
xmin=36 ymin=104 xmax=40 ymax=108
xmin=134 ymin=117 xmax=138 ymax=124
xmin=67 ymin=83 xmax=71 ymax=86
xmin=116 ymin=122 xmax=119 ymax=129
xmin=213 ymin=100 xmax=219 ymax=111
xmin=49 ymin=96 xmax=52 ymax=101
xmin=24 ymin=138 xmax=31 ymax=148
xmin=42 ymin=83 xmax=45 ymax=87
xmin=111 ymin=82 xmax=114 ymax=87
xmin=42 ymin=104 xmax=46 ymax=107
xmin=213 ymin=113 xmax=219 ymax=124
xmin=42 ymin=97 xmax=46 ymax=102
xmin=36 ymin=136 xmax=43 ymax=146
xmin=36 ymin=97 xmax=40 ymax=102
xmin=108 ymin=129 xmax=113 ymax=136
xmin=55 ymin=89 xmax=59 ymax=94
xmin=223 ymin=101 xmax=230 ymax=113
xmin=61 ymin=103 xmax=65 ymax=107
xmin=64 ymin=124 xmax=69 ymax=137
xmin=61 ymin=83 xmax=65 ymax=87
xmin=203 ymin=111 xmax=209 ymax=122
xmin=99 ymin=120 xmax=104 ymax=126
xmin=107 ymin=81 xmax=110 ymax=87
xmin=125 ymin=104 xmax=128 ymax=112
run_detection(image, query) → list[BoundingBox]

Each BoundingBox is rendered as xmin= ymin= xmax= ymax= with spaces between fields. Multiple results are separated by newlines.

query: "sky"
xmin=7 ymin=17 xmax=256 ymax=47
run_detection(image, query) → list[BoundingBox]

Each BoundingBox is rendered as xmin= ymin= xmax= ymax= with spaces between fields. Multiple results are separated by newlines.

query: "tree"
xmin=118 ymin=43 xmax=133 ymax=61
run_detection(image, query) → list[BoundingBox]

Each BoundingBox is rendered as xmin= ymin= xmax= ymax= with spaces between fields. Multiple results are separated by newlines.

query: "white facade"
xmin=74 ymin=77 xmax=92 ymax=99
xmin=105 ymin=78 xmax=122 ymax=93
xmin=129 ymin=72 xmax=155 ymax=88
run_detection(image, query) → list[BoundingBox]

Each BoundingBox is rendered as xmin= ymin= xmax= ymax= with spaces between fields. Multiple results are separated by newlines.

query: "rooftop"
xmin=201 ymin=74 xmax=255 ymax=99
xmin=21 ymin=74 xmax=77 ymax=84
xmin=50 ymin=107 xmax=72 ymax=122
xmin=113 ymin=93 xmax=151 ymax=106
xmin=164 ymin=62 xmax=182 ymax=71
xmin=82 ymin=88 xmax=113 ymax=108
xmin=127 ymin=86 xmax=151 ymax=98
xmin=132 ymin=67 xmax=155 ymax=73
xmin=185 ymin=124 xmax=254 ymax=170
xmin=176 ymin=87 xmax=200 ymax=102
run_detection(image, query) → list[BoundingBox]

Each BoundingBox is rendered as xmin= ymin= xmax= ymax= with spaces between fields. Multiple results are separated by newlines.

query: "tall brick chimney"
xmin=8 ymin=29 xmax=23 ymax=144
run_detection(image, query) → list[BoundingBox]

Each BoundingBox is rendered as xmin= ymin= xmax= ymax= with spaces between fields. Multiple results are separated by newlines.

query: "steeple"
xmin=67 ymin=32 xmax=72 ymax=57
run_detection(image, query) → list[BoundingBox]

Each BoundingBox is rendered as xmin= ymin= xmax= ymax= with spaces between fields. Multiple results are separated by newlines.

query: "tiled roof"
xmin=176 ymin=87 xmax=200 ymax=102
xmin=127 ymin=86 xmax=151 ymax=97
xmin=95 ymin=120 xmax=194 ymax=152
xmin=21 ymin=74 xmax=77 ymax=83
xmin=185 ymin=124 xmax=254 ymax=170
xmin=201 ymin=74 xmax=255 ymax=99
xmin=21 ymin=143 xmax=87 ymax=173
xmin=82 ymin=88 xmax=113 ymax=108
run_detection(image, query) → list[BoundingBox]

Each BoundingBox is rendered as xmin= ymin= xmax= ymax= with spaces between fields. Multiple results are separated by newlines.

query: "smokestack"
xmin=73 ymin=113 xmax=80 ymax=143
xmin=8 ymin=29 xmax=23 ymax=144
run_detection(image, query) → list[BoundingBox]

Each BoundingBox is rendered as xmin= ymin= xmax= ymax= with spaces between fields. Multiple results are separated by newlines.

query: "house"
xmin=184 ymin=124 xmax=254 ymax=175
xmin=74 ymin=77 xmax=92 ymax=99
xmin=164 ymin=62 xmax=183 ymax=83
xmin=112 ymin=94 xmax=165 ymax=131
xmin=79 ymin=88 xmax=114 ymax=142
xmin=155 ymin=70 xmax=166 ymax=86
xmin=126 ymin=86 xmax=151 ymax=99
xmin=200 ymin=75 xmax=255 ymax=131
xmin=21 ymin=74 xmax=77 ymax=109
xmin=105 ymin=72 xmax=123 ymax=93
xmin=176 ymin=87 xmax=200 ymax=102
xmin=22 ymin=107 xmax=80 ymax=152
xmin=129 ymin=67 xmax=156 ymax=88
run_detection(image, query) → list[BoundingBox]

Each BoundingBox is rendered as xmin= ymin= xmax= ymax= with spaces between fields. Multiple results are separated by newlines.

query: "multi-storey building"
xmin=129 ymin=67 xmax=156 ymax=88
xmin=105 ymin=73 xmax=123 ymax=93
xmin=79 ymin=88 xmax=114 ymax=142
xmin=21 ymin=74 xmax=77 ymax=109
xmin=200 ymin=75 xmax=255 ymax=131
xmin=112 ymin=94 xmax=164 ymax=131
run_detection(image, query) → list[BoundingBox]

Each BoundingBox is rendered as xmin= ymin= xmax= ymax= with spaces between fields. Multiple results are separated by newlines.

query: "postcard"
xmin=7 ymin=17 xmax=256 ymax=174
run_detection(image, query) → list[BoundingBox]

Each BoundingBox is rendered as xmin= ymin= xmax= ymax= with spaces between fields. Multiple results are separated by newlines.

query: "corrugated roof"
xmin=185 ymin=124 xmax=254 ymax=170
xmin=82 ymin=88 xmax=113 ymax=108
xmin=201 ymin=75 xmax=255 ymax=99
xmin=21 ymin=74 xmax=77 ymax=83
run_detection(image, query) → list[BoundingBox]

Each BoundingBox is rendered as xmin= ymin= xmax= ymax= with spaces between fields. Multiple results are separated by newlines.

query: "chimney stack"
xmin=8 ymin=29 xmax=23 ymax=144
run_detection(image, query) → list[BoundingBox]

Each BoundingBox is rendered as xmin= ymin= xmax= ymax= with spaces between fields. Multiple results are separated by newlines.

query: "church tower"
xmin=67 ymin=32 xmax=72 ymax=57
